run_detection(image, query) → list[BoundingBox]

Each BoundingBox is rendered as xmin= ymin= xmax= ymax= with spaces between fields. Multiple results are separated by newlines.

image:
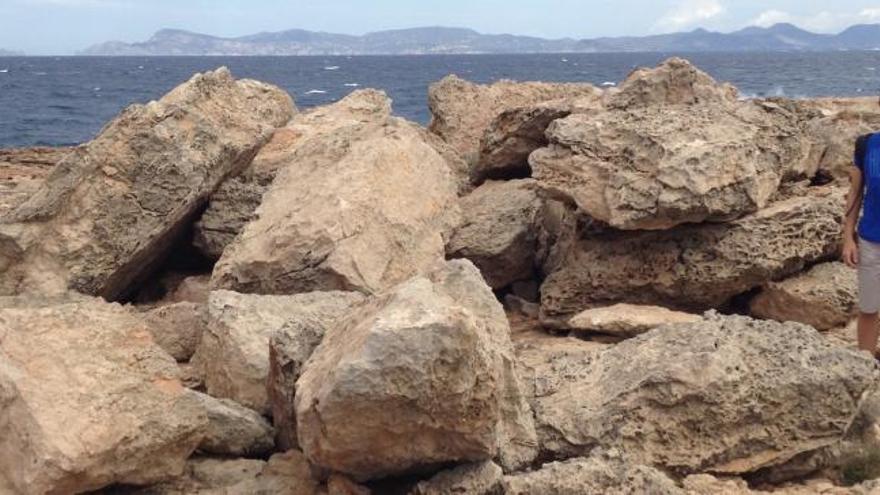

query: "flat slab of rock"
xmin=212 ymin=115 xmax=461 ymax=295
xmin=526 ymin=312 xmax=878 ymax=474
xmin=192 ymin=289 xmax=365 ymax=414
xmin=0 ymin=68 xmax=293 ymax=299
xmin=446 ymin=179 xmax=544 ymax=289
xmin=295 ymin=260 xmax=538 ymax=480
xmin=540 ymin=189 xmax=844 ymax=319
xmin=567 ymin=303 xmax=702 ymax=338
xmin=0 ymin=297 xmax=207 ymax=494
xmin=751 ymin=261 xmax=858 ymax=331
xmin=428 ymin=75 xmax=601 ymax=165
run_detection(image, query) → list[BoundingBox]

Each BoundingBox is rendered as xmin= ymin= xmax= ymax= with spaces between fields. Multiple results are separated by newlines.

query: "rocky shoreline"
xmin=2 ymin=59 xmax=880 ymax=494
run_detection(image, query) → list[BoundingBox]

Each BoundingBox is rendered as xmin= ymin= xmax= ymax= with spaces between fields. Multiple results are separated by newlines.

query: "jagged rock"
xmin=606 ymin=57 xmax=739 ymax=109
xmin=194 ymin=89 xmax=391 ymax=259
xmin=212 ymin=115 xmax=462 ymax=296
xmin=409 ymin=461 xmax=503 ymax=495
xmin=474 ymin=96 xmax=601 ymax=183
xmin=502 ymin=454 xmax=684 ymax=495
xmin=428 ymin=75 xmax=601 ymax=165
xmin=192 ymin=289 xmax=364 ymax=414
xmin=531 ymin=97 xmax=809 ymax=230
xmin=190 ymin=391 xmax=275 ymax=457
xmin=540 ymin=189 xmax=844 ymax=319
xmin=143 ymin=302 xmax=206 ymax=361
xmin=0 ymin=146 xmax=71 ymax=215
xmin=0 ymin=68 xmax=294 ymax=299
xmin=0 ymin=297 xmax=208 ymax=494
xmin=295 ymin=260 xmax=538 ymax=480
xmin=567 ymin=303 xmax=702 ymax=338
xmin=526 ymin=312 xmax=878 ymax=474
xmin=750 ymin=261 xmax=858 ymax=331
xmin=446 ymin=179 xmax=543 ymax=289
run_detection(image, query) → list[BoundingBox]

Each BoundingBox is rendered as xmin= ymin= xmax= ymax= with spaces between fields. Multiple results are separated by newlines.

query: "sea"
xmin=2 ymin=51 xmax=880 ymax=147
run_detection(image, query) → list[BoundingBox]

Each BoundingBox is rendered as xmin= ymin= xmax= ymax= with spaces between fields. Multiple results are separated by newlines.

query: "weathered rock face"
xmin=143 ymin=301 xmax=206 ymax=361
xmin=0 ymin=297 xmax=208 ymax=494
xmin=803 ymin=108 xmax=880 ymax=179
xmin=192 ymin=289 xmax=364 ymax=414
xmin=428 ymin=75 xmax=601 ymax=165
xmin=194 ymin=89 xmax=392 ymax=259
xmin=295 ymin=260 xmax=538 ymax=480
xmin=446 ymin=179 xmax=543 ymax=289
xmin=212 ymin=115 xmax=462 ymax=296
xmin=0 ymin=146 xmax=71 ymax=215
xmin=540 ymin=189 xmax=844 ymax=318
xmin=190 ymin=391 xmax=275 ymax=457
xmin=409 ymin=461 xmax=503 ymax=495
xmin=525 ymin=312 xmax=879 ymax=474
xmin=502 ymin=454 xmax=684 ymax=495
xmin=0 ymin=68 xmax=294 ymax=299
xmin=531 ymin=98 xmax=809 ymax=230
xmin=474 ymin=96 xmax=602 ymax=183
xmin=567 ymin=303 xmax=702 ymax=338
xmin=751 ymin=261 xmax=858 ymax=330
xmin=607 ymin=57 xmax=739 ymax=109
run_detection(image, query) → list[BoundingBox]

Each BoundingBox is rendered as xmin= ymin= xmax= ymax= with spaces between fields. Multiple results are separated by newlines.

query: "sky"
xmin=4 ymin=0 xmax=880 ymax=55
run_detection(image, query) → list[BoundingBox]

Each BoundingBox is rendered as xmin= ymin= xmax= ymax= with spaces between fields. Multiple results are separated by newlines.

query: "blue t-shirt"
xmin=857 ymin=133 xmax=880 ymax=242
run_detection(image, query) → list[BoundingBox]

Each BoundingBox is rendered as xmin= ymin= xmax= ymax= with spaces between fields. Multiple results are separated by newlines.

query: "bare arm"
xmin=843 ymin=167 xmax=864 ymax=267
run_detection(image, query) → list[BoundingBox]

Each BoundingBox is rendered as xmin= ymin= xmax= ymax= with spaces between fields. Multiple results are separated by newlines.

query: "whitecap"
xmin=344 ymin=83 xmax=359 ymax=87
xmin=33 ymin=71 xmax=47 ymax=76
xmin=305 ymin=89 xmax=327 ymax=95
xmin=0 ymin=69 xmax=8 ymax=74
xmin=324 ymin=66 xmax=340 ymax=71
xmin=601 ymin=81 xmax=616 ymax=87
xmin=561 ymin=58 xmax=568 ymax=62
xmin=94 ymin=87 xmax=101 ymax=91
xmin=137 ymin=65 xmax=145 ymax=69
xmin=868 ymin=67 xmax=877 ymax=71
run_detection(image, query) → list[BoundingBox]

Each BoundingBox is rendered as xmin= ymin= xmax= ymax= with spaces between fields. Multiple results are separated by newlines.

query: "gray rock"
xmin=190 ymin=391 xmax=275 ymax=457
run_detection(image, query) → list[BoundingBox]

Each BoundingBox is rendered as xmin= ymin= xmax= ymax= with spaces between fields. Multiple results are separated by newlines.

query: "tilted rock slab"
xmin=0 ymin=297 xmax=208 ymax=494
xmin=750 ymin=261 xmax=857 ymax=331
xmin=295 ymin=260 xmax=538 ymax=480
xmin=428 ymin=74 xmax=601 ymax=165
xmin=0 ymin=67 xmax=294 ymax=299
xmin=446 ymin=179 xmax=544 ymax=289
xmin=531 ymin=98 xmax=809 ymax=230
xmin=525 ymin=312 xmax=878 ymax=474
xmin=540 ymin=189 xmax=844 ymax=319
xmin=194 ymin=89 xmax=391 ymax=259
xmin=192 ymin=289 xmax=364 ymax=414
xmin=212 ymin=115 xmax=462 ymax=295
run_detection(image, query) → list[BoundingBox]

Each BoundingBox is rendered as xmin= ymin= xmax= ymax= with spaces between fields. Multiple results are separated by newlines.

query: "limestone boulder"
xmin=143 ymin=301 xmax=207 ymax=361
xmin=446 ymin=179 xmax=543 ymax=289
xmin=803 ymin=108 xmax=880 ymax=178
xmin=567 ymin=303 xmax=702 ymax=338
xmin=192 ymin=289 xmax=364 ymax=414
xmin=0 ymin=297 xmax=208 ymax=494
xmin=531 ymin=98 xmax=809 ymax=230
xmin=525 ymin=312 xmax=879 ymax=474
xmin=540 ymin=189 xmax=844 ymax=319
xmin=190 ymin=391 xmax=275 ymax=457
xmin=212 ymin=115 xmax=462 ymax=295
xmin=295 ymin=260 xmax=538 ymax=480
xmin=0 ymin=68 xmax=294 ymax=299
xmin=0 ymin=146 xmax=71 ymax=215
xmin=428 ymin=74 xmax=601 ymax=165
xmin=194 ymin=89 xmax=392 ymax=259
xmin=409 ymin=461 xmax=503 ymax=495
xmin=606 ymin=57 xmax=739 ymax=109
xmin=750 ymin=261 xmax=858 ymax=331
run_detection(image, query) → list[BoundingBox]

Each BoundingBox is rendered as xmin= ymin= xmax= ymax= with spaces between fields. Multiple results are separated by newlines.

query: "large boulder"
xmin=540 ymin=189 xmax=844 ymax=319
xmin=531 ymin=98 xmax=809 ymax=230
xmin=211 ymin=115 xmax=462 ymax=295
xmin=0 ymin=297 xmax=208 ymax=494
xmin=803 ymin=107 xmax=880 ymax=178
xmin=606 ymin=57 xmax=739 ymax=109
xmin=0 ymin=68 xmax=294 ymax=299
xmin=750 ymin=261 xmax=858 ymax=331
xmin=428 ymin=75 xmax=601 ymax=165
xmin=446 ymin=179 xmax=544 ymax=289
xmin=192 ymin=289 xmax=364 ymax=414
xmin=295 ymin=260 xmax=538 ymax=480
xmin=523 ymin=312 xmax=879 ymax=474
xmin=194 ymin=89 xmax=392 ymax=259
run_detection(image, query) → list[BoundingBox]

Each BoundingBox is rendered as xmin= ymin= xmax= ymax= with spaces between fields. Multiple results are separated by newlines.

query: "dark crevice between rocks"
xmin=363 ymin=461 xmax=460 ymax=494
xmin=475 ymin=162 xmax=533 ymax=185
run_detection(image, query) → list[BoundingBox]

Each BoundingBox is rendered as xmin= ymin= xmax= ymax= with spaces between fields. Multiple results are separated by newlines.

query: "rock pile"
xmin=1 ymin=59 xmax=878 ymax=494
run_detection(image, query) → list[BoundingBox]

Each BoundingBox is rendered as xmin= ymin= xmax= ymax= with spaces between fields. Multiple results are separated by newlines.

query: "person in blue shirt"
xmin=843 ymin=131 xmax=880 ymax=356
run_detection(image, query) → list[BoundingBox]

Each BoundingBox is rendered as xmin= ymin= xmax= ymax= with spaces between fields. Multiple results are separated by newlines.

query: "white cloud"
xmin=749 ymin=8 xmax=880 ymax=33
xmin=655 ymin=0 xmax=725 ymax=31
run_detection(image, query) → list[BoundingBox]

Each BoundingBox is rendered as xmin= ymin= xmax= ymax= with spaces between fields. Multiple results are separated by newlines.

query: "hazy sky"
xmin=4 ymin=0 xmax=880 ymax=54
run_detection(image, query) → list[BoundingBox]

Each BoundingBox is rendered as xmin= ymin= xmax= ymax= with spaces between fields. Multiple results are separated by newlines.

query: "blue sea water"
xmin=2 ymin=52 xmax=880 ymax=147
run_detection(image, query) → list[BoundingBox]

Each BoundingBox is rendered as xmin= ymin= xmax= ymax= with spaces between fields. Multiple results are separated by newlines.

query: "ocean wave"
xmin=304 ymin=89 xmax=327 ymax=95
xmin=344 ymin=83 xmax=359 ymax=87
xmin=324 ymin=66 xmax=340 ymax=71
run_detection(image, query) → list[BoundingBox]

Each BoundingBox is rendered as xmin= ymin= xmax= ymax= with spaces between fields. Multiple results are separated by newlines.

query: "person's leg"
xmin=858 ymin=312 xmax=879 ymax=354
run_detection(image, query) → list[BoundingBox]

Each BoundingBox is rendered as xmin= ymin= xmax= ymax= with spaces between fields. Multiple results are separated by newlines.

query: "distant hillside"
xmin=0 ymin=49 xmax=24 ymax=56
xmin=81 ymin=23 xmax=880 ymax=56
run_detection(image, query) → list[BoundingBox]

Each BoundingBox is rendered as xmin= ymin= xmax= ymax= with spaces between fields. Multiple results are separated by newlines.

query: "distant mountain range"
xmin=82 ymin=23 xmax=880 ymax=56
xmin=0 ymin=49 xmax=24 ymax=56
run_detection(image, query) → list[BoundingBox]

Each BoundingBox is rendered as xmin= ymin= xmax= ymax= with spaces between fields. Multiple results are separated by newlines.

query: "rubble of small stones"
xmin=2 ymin=60 xmax=879 ymax=494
